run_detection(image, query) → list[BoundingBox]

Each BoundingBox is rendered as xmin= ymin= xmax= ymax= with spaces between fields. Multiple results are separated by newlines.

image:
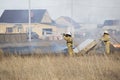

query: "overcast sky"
xmin=0 ymin=0 xmax=120 ymax=23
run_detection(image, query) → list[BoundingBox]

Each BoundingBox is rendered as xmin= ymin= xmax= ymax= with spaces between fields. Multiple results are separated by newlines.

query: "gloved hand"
xmin=99 ymin=38 xmax=102 ymax=41
xmin=63 ymin=33 xmax=66 ymax=36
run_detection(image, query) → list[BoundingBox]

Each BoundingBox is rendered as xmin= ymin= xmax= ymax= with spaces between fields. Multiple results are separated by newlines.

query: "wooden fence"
xmin=0 ymin=33 xmax=27 ymax=43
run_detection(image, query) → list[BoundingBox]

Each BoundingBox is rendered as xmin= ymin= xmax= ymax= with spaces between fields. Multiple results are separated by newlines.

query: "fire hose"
xmin=110 ymin=35 xmax=120 ymax=44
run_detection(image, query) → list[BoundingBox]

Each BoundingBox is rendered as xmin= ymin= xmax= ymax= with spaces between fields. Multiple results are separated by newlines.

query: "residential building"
xmin=0 ymin=9 xmax=56 ymax=39
xmin=55 ymin=16 xmax=81 ymax=37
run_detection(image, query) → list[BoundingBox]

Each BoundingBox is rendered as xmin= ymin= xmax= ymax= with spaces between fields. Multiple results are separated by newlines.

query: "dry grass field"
xmin=0 ymin=52 xmax=120 ymax=80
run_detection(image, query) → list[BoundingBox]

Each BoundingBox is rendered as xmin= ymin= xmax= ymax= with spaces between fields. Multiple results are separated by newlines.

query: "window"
xmin=42 ymin=28 xmax=52 ymax=35
xmin=14 ymin=24 xmax=23 ymax=32
xmin=18 ymin=27 xmax=22 ymax=32
xmin=6 ymin=27 xmax=13 ymax=33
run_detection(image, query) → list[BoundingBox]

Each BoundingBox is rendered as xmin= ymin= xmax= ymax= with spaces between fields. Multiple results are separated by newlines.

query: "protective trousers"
xmin=67 ymin=43 xmax=74 ymax=56
xmin=104 ymin=41 xmax=110 ymax=54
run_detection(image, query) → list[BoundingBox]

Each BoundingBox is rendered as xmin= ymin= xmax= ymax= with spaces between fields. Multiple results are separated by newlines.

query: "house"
xmin=0 ymin=9 xmax=56 ymax=39
xmin=55 ymin=16 xmax=81 ymax=36
xmin=104 ymin=20 xmax=120 ymax=26
xmin=102 ymin=20 xmax=120 ymax=31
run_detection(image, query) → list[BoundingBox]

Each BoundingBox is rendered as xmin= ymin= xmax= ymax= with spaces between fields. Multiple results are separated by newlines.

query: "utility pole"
xmin=71 ymin=0 xmax=74 ymax=37
xmin=28 ymin=0 xmax=31 ymax=42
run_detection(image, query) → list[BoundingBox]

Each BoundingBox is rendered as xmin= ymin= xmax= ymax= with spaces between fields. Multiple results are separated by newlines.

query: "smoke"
xmin=1 ymin=0 xmax=120 ymax=23
xmin=1 ymin=41 xmax=67 ymax=55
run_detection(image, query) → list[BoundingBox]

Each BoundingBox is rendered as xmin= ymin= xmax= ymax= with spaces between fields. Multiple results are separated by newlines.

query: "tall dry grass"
xmin=0 ymin=53 xmax=120 ymax=80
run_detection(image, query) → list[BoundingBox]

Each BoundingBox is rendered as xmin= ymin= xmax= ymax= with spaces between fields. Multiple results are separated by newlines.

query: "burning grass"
xmin=0 ymin=53 xmax=120 ymax=80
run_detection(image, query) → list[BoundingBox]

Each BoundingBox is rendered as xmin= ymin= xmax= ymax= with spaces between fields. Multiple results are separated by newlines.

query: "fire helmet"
xmin=66 ymin=32 xmax=72 ymax=35
xmin=104 ymin=30 xmax=109 ymax=34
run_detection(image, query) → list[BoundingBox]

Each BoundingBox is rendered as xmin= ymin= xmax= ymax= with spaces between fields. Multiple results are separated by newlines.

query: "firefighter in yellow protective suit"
xmin=101 ymin=30 xmax=110 ymax=54
xmin=63 ymin=32 xmax=74 ymax=56
xmin=0 ymin=49 xmax=3 ymax=59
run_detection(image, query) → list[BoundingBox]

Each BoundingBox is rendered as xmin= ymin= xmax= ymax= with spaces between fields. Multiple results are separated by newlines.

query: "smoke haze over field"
xmin=0 ymin=0 xmax=120 ymax=23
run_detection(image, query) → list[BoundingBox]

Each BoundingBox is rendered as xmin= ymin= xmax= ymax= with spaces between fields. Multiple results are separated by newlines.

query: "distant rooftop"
xmin=104 ymin=20 xmax=120 ymax=26
xmin=0 ymin=9 xmax=47 ymax=23
xmin=56 ymin=16 xmax=80 ymax=28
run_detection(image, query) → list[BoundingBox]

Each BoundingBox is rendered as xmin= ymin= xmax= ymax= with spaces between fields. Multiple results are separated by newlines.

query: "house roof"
xmin=104 ymin=20 xmax=120 ymax=26
xmin=0 ymin=9 xmax=47 ymax=23
xmin=55 ymin=16 xmax=80 ymax=28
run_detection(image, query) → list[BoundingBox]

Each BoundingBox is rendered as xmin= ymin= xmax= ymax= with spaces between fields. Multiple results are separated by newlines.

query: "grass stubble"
xmin=0 ymin=52 xmax=120 ymax=80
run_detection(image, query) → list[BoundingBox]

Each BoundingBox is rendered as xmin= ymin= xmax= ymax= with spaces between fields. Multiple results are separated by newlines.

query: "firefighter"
xmin=0 ymin=49 xmax=3 ymax=60
xmin=63 ymin=32 xmax=74 ymax=56
xmin=101 ymin=30 xmax=110 ymax=54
